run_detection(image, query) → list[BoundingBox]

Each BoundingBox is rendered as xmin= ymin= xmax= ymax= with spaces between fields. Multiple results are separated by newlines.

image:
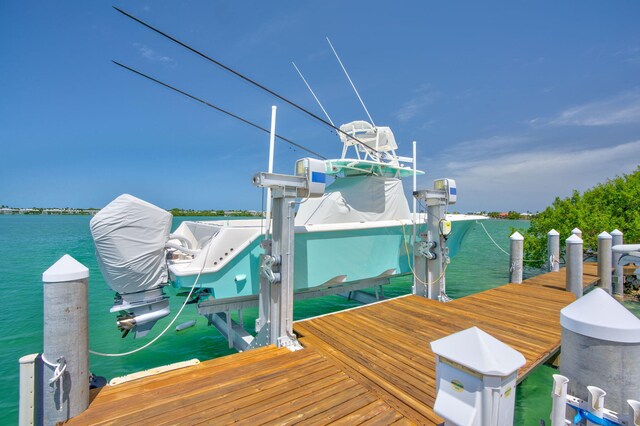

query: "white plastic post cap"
xmin=566 ymin=234 xmax=583 ymax=244
xmin=597 ymin=231 xmax=612 ymax=240
xmin=430 ymin=326 xmax=526 ymax=376
xmin=610 ymin=229 xmax=623 ymax=236
xmin=548 ymin=229 xmax=560 ymax=236
xmin=571 ymin=228 xmax=582 ymax=234
xmin=42 ymin=254 xmax=89 ymax=283
xmin=561 ymin=288 xmax=640 ymax=343
xmin=510 ymin=231 xmax=524 ymax=241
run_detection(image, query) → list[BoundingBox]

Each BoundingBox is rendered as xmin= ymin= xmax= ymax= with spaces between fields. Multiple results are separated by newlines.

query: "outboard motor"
xmin=90 ymin=194 xmax=172 ymax=338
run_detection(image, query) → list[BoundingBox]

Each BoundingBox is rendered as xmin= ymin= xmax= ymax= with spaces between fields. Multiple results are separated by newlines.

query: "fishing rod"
xmin=112 ymin=60 xmax=327 ymax=160
xmin=112 ymin=6 xmax=382 ymax=159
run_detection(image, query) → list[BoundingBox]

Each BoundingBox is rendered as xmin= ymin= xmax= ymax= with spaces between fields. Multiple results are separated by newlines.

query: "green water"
xmin=0 ymin=216 xmax=637 ymax=424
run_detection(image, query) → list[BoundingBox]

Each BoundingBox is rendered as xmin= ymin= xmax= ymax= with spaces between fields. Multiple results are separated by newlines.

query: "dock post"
xmin=509 ymin=232 xmax=524 ymax=283
xmin=571 ymin=227 xmax=582 ymax=239
xmin=597 ymin=232 xmax=612 ymax=294
xmin=566 ymin=234 xmax=584 ymax=298
xmin=548 ymin=229 xmax=560 ymax=272
xmin=19 ymin=354 xmax=42 ymax=426
xmin=611 ymin=229 xmax=624 ymax=296
xmin=42 ymin=255 xmax=90 ymax=425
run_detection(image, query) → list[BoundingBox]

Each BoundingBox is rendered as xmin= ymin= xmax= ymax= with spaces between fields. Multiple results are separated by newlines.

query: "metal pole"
xmin=510 ymin=232 xmax=524 ymax=284
xmin=264 ymin=105 xmax=277 ymax=237
xmin=42 ymin=255 xmax=89 ymax=425
xmin=611 ymin=229 xmax=624 ymax=295
xmin=566 ymin=234 xmax=584 ymax=298
xmin=548 ymin=229 xmax=560 ymax=272
xmin=597 ymin=231 xmax=612 ymax=294
xmin=426 ymin=198 xmax=445 ymax=300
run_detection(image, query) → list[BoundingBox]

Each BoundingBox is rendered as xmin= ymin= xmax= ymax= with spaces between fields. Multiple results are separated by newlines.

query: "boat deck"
xmin=65 ymin=268 xmax=598 ymax=425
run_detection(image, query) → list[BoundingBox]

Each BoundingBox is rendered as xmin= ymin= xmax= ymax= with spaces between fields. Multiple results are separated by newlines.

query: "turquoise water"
xmin=0 ymin=216 xmax=637 ymax=424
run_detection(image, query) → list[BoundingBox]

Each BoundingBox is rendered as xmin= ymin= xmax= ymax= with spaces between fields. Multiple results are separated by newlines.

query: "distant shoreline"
xmin=0 ymin=207 xmax=262 ymax=217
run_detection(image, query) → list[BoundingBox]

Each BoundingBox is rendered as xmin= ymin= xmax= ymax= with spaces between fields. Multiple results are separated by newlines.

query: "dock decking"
xmin=66 ymin=268 xmax=598 ymax=425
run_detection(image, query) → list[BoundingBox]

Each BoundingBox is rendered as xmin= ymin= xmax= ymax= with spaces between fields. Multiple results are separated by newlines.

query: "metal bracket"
xmin=418 ymin=241 xmax=437 ymax=260
xmin=260 ymin=254 xmax=281 ymax=284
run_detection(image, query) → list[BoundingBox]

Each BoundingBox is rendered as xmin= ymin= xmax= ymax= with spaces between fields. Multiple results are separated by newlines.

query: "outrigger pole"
xmin=112 ymin=61 xmax=327 ymax=160
xmin=113 ymin=6 xmax=384 ymax=160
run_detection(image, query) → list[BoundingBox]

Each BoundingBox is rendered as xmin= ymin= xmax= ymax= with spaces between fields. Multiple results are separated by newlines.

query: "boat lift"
xmin=199 ymin=168 xmax=459 ymax=352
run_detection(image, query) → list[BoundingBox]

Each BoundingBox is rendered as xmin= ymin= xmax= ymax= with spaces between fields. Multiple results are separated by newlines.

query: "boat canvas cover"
xmin=295 ymin=175 xmax=411 ymax=225
xmin=90 ymin=194 xmax=172 ymax=295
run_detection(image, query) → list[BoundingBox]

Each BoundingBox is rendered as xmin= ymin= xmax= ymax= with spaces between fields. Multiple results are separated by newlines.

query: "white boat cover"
xmin=339 ymin=121 xmax=398 ymax=152
xmin=90 ymin=194 xmax=172 ymax=295
xmin=295 ymin=175 xmax=411 ymax=225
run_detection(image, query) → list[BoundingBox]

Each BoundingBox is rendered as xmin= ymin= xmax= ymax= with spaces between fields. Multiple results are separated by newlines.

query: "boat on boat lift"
xmin=165 ymin=120 xmax=483 ymax=299
xmin=90 ymin=118 xmax=484 ymax=338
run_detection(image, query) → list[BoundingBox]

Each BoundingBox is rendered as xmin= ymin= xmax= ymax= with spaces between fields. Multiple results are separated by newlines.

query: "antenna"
xmin=292 ymin=62 xmax=335 ymax=127
xmin=326 ymin=36 xmax=376 ymax=127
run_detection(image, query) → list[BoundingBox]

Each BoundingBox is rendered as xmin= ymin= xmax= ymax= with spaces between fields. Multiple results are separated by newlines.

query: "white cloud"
xmin=394 ymin=85 xmax=438 ymax=122
xmin=430 ymin=140 xmax=640 ymax=212
xmin=543 ymin=89 xmax=640 ymax=127
xmin=133 ymin=43 xmax=172 ymax=64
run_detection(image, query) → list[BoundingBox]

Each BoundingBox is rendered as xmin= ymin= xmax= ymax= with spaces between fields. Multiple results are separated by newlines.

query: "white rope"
xmin=476 ymin=220 xmax=510 ymax=256
xmin=41 ymin=354 xmax=66 ymax=410
xmin=90 ymin=238 xmax=213 ymax=357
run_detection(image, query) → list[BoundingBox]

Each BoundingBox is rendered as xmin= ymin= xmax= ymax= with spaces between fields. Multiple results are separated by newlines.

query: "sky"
xmin=1 ymin=1 xmax=639 ymax=213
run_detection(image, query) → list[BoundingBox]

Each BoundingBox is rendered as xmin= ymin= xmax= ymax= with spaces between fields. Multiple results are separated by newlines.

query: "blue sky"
xmin=1 ymin=1 xmax=639 ymax=213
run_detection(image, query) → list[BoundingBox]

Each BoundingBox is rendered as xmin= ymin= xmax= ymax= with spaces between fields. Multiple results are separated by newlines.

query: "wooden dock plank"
xmin=67 ymin=264 xmax=593 ymax=425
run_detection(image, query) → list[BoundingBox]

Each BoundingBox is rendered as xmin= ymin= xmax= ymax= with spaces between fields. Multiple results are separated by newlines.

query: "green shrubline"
xmin=522 ymin=166 xmax=640 ymax=267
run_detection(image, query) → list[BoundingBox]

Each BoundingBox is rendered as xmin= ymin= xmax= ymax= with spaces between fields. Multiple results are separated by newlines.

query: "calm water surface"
xmin=0 ymin=216 xmax=637 ymax=424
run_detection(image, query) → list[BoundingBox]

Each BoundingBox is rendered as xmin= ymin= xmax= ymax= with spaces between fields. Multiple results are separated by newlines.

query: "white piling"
xmin=587 ymin=386 xmax=606 ymax=426
xmin=571 ymin=227 xmax=583 ymax=239
xmin=548 ymin=229 xmax=560 ymax=272
xmin=550 ymin=374 xmax=569 ymax=426
xmin=19 ymin=354 xmax=40 ymax=426
xmin=566 ymin=234 xmax=584 ymax=298
xmin=42 ymin=255 xmax=89 ymax=425
xmin=509 ymin=232 xmax=524 ymax=284
xmin=597 ymin=232 xmax=612 ymax=294
xmin=611 ymin=229 xmax=624 ymax=295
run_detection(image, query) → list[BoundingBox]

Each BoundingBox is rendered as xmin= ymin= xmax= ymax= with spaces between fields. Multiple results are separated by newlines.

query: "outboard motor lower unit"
xmin=90 ymin=194 xmax=173 ymax=338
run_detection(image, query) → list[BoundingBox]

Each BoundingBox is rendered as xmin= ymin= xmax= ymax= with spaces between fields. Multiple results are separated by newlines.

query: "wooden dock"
xmin=66 ymin=268 xmax=600 ymax=425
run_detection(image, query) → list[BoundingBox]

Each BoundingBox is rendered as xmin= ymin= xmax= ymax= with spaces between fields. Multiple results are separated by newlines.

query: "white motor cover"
xmin=90 ymin=194 xmax=172 ymax=295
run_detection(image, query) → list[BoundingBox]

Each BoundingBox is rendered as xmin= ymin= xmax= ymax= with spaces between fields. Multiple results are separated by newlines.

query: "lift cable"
xmin=113 ymin=6 xmax=381 ymax=159
xmin=113 ymin=60 xmax=327 ymax=160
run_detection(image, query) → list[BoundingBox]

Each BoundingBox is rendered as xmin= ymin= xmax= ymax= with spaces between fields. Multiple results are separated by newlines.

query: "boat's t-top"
xmin=328 ymin=120 xmax=422 ymax=179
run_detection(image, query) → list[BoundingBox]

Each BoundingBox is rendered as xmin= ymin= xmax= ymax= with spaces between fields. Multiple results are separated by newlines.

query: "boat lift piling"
xmin=412 ymin=179 xmax=456 ymax=301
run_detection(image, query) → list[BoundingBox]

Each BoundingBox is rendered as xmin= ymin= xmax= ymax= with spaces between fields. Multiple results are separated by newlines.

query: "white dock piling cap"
xmin=548 ymin=229 xmax=560 ymax=236
xmin=510 ymin=231 xmax=524 ymax=241
xmin=597 ymin=231 xmax=612 ymax=240
xmin=566 ymin=234 xmax=583 ymax=244
xmin=430 ymin=327 xmax=526 ymax=376
xmin=561 ymin=288 xmax=640 ymax=343
xmin=42 ymin=254 xmax=89 ymax=283
xmin=610 ymin=229 xmax=623 ymax=236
